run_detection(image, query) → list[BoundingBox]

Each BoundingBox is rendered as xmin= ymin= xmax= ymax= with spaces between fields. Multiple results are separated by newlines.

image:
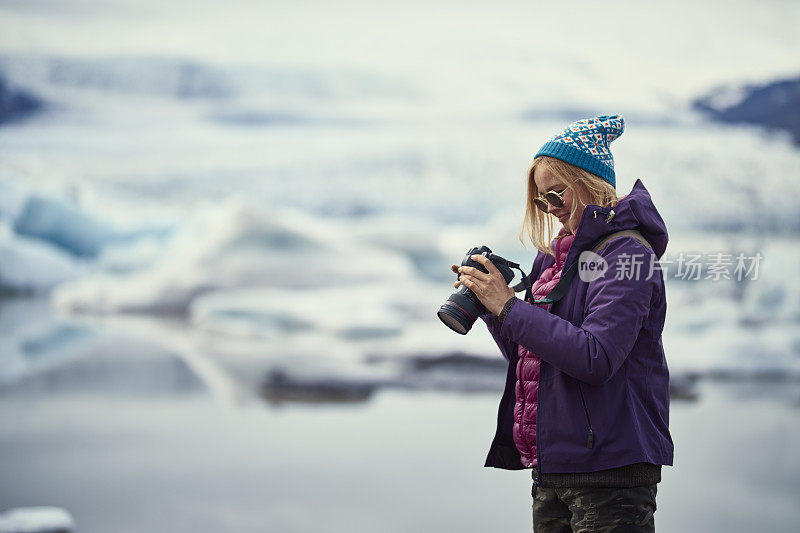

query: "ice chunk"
xmin=0 ymin=506 xmax=75 ymax=533
xmin=0 ymin=221 xmax=89 ymax=293
xmin=13 ymin=195 xmax=122 ymax=258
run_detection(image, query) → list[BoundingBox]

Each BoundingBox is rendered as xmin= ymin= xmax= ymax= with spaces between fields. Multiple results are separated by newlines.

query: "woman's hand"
xmin=452 ymin=255 xmax=516 ymax=316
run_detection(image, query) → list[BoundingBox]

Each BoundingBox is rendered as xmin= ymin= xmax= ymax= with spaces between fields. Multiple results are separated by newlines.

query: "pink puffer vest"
xmin=513 ymin=227 xmax=575 ymax=467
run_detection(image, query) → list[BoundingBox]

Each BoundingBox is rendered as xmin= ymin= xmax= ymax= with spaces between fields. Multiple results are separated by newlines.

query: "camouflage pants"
xmin=531 ymin=483 xmax=657 ymax=532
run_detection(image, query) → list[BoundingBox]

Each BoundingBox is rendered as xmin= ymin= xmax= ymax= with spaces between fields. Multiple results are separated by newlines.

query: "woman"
xmin=452 ymin=115 xmax=673 ymax=532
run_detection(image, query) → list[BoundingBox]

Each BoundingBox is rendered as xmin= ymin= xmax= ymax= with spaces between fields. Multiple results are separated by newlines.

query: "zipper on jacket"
xmin=577 ymin=383 xmax=595 ymax=449
xmin=519 ymin=355 xmax=529 ymax=466
xmin=522 ymin=292 xmax=543 ymax=486
xmin=532 ymin=347 xmax=543 ymax=486
xmin=521 ymin=339 xmax=541 ymax=484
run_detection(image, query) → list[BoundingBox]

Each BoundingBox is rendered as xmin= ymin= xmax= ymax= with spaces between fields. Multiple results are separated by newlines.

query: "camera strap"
xmin=510 ymin=265 xmax=534 ymax=304
xmin=486 ymin=255 xmax=534 ymax=304
xmin=512 ymin=229 xmax=652 ymax=305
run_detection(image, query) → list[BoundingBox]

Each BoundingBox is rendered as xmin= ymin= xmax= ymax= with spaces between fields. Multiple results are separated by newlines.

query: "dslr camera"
xmin=437 ymin=245 xmax=519 ymax=335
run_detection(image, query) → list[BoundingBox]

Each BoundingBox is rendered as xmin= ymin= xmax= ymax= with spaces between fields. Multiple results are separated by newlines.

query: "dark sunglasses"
xmin=533 ymin=187 xmax=567 ymax=213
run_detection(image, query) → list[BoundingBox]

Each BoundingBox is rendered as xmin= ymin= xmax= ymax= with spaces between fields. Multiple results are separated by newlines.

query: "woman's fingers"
xmin=459 ymin=274 xmax=478 ymax=291
xmin=458 ymin=265 xmax=490 ymax=281
xmin=470 ymin=254 xmax=501 ymax=276
xmin=453 ymin=259 xmax=497 ymax=294
xmin=454 ymin=274 xmax=475 ymax=289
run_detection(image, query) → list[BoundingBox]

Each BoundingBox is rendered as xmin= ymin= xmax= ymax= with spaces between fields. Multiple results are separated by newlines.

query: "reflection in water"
xmin=1 ymin=346 xmax=205 ymax=397
xmin=0 ymin=296 xmax=205 ymax=398
xmin=1 ymin=296 xmax=708 ymax=405
xmin=260 ymin=368 xmax=376 ymax=405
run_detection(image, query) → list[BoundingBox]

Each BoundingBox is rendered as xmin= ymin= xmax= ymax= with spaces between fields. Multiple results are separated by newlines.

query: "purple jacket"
xmin=481 ymin=178 xmax=674 ymax=476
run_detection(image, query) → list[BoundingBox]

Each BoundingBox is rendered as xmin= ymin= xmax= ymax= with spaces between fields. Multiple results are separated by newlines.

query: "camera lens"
xmin=437 ymin=290 xmax=484 ymax=335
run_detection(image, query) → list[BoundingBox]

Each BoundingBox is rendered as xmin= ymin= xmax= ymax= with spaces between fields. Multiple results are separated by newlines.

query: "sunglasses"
xmin=533 ymin=187 xmax=567 ymax=213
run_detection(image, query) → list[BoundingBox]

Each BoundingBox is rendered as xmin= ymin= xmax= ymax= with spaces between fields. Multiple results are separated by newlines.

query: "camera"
xmin=437 ymin=245 xmax=518 ymax=335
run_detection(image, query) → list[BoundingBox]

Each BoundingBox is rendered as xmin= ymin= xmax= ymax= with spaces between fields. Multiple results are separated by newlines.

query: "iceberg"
xmin=51 ymin=196 xmax=414 ymax=315
xmin=0 ymin=220 xmax=89 ymax=293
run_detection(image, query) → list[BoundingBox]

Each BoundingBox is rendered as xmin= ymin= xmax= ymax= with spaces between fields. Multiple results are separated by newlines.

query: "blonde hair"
xmin=520 ymin=156 xmax=620 ymax=256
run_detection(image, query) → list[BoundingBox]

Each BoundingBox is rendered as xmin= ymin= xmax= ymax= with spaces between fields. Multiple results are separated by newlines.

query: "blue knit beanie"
xmin=533 ymin=114 xmax=624 ymax=188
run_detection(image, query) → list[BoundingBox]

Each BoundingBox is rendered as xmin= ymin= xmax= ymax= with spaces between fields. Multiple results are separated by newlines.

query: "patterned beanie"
xmin=533 ymin=114 xmax=624 ymax=188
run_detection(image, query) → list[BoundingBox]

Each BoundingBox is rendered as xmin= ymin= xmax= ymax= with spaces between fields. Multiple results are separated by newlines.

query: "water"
xmin=1 ymin=378 xmax=798 ymax=533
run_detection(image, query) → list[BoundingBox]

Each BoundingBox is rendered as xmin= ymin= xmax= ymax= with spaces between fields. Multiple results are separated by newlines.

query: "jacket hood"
xmin=559 ymin=178 xmax=668 ymax=268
